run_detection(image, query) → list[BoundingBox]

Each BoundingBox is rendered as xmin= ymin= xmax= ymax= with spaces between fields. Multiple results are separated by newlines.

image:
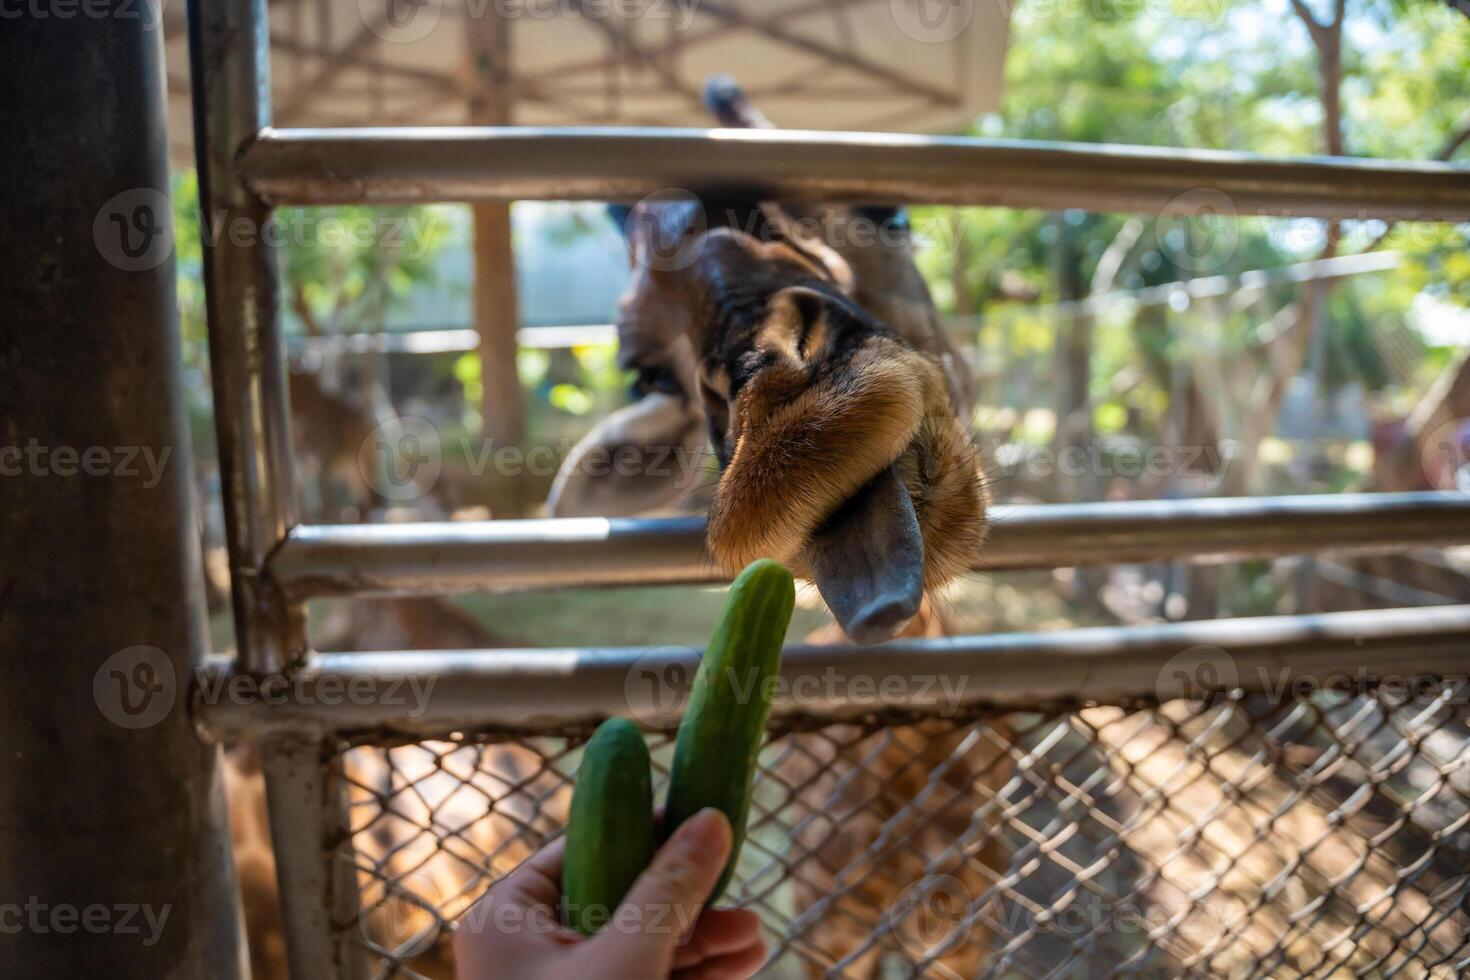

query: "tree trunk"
xmin=1050 ymin=215 xmax=1096 ymax=504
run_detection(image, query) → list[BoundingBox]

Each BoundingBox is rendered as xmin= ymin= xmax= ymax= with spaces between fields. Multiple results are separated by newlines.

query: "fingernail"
xmin=673 ymin=807 xmax=729 ymax=852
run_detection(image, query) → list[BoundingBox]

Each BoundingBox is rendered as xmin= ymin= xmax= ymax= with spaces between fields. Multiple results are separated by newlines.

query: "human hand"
xmin=453 ymin=808 xmax=766 ymax=980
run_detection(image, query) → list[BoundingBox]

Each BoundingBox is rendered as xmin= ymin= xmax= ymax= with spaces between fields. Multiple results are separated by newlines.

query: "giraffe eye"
xmin=732 ymin=349 xmax=776 ymax=392
xmin=631 ymin=364 xmax=683 ymax=399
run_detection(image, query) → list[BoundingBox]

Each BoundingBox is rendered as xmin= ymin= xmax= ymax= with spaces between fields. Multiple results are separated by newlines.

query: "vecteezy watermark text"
xmin=991 ymin=439 xmax=1238 ymax=487
xmin=93 ymin=645 xmax=438 ymax=729
xmin=93 ymin=189 xmax=447 ymax=273
xmin=194 ymin=670 xmax=438 ymax=716
xmin=391 ymin=883 xmax=717 ymax=959
xmin=886 ymin=873 xmax=1228 ymax=960
xmin=457 ymin=890 xmax=705 ymax=938
xmin=0 ymin=898 xmax=170 ymax=947
xmin=0 ymin=0 xmax=165 ymax=26
xmin=624 ymin=650 xmax=971 ymax=727
xmin=357 ymin=415 xmax=715 ymax=502
xmin=0 ymin=440 xmax=171 ymax=488
xmin=1156 ymin=645 xmax=1469 ymax=706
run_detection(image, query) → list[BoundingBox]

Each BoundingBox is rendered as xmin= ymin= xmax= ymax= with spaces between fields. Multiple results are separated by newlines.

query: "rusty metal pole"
xmin=0 ymin=7 xmax=245 ymax=978
xmin=190 ymin=0 xmax=302 ymax=674
xmin=188 ymin=0 xmax=364 ymax=976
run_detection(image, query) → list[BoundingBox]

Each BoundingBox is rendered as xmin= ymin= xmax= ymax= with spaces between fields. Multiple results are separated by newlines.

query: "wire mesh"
xmin=331 ymin=680 xmax=1470 ymax=979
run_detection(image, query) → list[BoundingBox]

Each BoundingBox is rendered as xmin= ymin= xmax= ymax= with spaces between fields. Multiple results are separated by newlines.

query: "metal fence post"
xmin=0 ymin=6 xmax=245 ymax=976
xmin=188 ymin=1 xmax=364 ymax=976
xmin=189 ymin=0 xmax=302 ymax=675
xmin=259 ymin=738 xmax=369 ymax=979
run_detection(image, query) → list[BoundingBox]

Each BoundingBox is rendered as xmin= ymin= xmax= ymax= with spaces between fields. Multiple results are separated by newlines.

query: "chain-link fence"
xmin=332 ymin=679 xmax=1470 ymax=979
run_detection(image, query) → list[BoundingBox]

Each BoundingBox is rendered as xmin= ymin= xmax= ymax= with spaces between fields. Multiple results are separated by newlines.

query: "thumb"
xmin=589 ymin=807 xmax=732 ymax=976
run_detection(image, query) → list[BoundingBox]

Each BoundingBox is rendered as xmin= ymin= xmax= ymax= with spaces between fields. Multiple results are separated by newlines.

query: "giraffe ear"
xmin=703 ymin=75 xmax=773 ymax=128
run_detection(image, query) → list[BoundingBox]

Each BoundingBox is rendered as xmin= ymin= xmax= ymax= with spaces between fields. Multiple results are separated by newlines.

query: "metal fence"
xmin=184 ymin=0 xmax=1470 ymax=977
xmin=336 ymin=684 xmax=1470 ymax=979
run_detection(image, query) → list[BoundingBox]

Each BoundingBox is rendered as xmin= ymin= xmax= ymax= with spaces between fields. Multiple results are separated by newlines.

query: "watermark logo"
xmin=94 ymin=187 xmax=173 ymax=272
xmin=1156 ymin=644 xmax=1238 ymax=702
xmin=358 ymin=415 xmax=443 ymax=502
xmin=1155 ymin=188 xmax=1238 ymax=273
xmin=888 ymin=874 xmax=974 ymax=959
xmin=360 ymin=0 xmax=440 ymax=43
xmin=93 ymin=645 xmax=176 ymax=730
xmin=627 ymin=189 xmax=708 ymax=273
xmin=623 ymin=647 xmax=697 ymax=728
xmin=363 ymin=870 xmax=444 ymax=958
xmin=891 ymin=0 xmax=975 ymax=43
xmin=1420 ymin=417 xmax=1470 ymax=495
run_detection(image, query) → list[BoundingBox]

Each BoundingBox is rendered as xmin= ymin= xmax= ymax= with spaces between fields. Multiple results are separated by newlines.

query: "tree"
xmin=912 ymin=0 xmax=1468 ymax=617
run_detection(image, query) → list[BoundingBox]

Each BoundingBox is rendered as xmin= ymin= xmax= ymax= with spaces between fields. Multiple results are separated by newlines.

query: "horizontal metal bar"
xmin=971 ymin=251 xmax=1403 ymax=326
xmin=240 ymin=126 xmax=1470 ymax=221
xmin=270 ymin=493 xmax=1470 ymax=600
xmin=286 ymin=254 xmax=1398 ymax=359
xmin=194 ymin=604 xmax=1470 ymax=741
xmin=286 ymin=323 xmax=618 ymax=357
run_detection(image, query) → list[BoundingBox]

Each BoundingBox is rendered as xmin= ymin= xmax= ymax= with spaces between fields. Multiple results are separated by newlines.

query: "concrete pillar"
xmin=0 ymin=8 xmax=246 ymax=977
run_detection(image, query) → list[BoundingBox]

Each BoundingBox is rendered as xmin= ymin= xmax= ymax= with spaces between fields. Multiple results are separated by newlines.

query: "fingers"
xmin=672 ymin=909 xmax=762 ymax=970
xmin=588 ymin=808 xmax=733 ymax=975
xmin=496 ymin=836 xmax=568 ymax=909
xmin=457 ymin=835 xmax=580 ymax=963
xmin=672 ymin=941 xmax=767 ymax=980
xmin=619 ymin=807 xmax=731 ymax=919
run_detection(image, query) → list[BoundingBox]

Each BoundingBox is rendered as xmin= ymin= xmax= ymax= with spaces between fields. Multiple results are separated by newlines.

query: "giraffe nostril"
xmin=844 ymin=593 xmax=922 ymax=645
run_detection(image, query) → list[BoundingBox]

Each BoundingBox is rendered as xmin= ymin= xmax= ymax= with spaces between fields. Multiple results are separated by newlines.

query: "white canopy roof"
xmin=163 ymin=0 xmax=1011 ymax=165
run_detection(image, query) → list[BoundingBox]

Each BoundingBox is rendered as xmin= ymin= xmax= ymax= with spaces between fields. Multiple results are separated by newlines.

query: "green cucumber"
xmin=661 ymin=558 xmax=795 ymax=902
xmin=562 ymin=717 xmax=655 ymax=935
